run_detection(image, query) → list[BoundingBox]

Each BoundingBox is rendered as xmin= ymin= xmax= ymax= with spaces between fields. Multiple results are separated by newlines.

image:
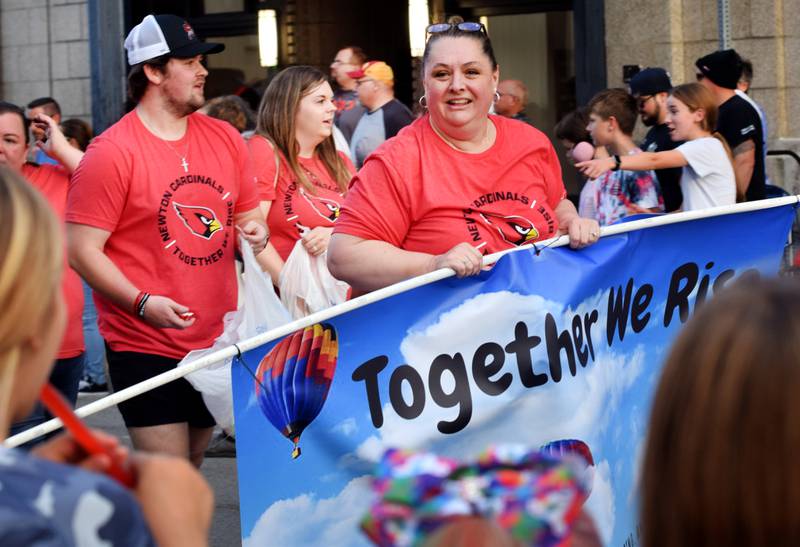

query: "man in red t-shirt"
xmin=0 ymin=101 xmax=86 ymax=439
xmin=66 ymin=14 xmax=268 ymax=466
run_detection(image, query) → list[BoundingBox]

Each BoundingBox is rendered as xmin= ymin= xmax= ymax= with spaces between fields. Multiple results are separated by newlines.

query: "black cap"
xmin=125 ymin=14 xmax=224 ymax=65
xmin=629 ymin=68 xmax=672 ymax=96
xmin=695 ymin=49 xmax=743 ymax=90
xmin=157 ymin=15 xmax=224 ymax=58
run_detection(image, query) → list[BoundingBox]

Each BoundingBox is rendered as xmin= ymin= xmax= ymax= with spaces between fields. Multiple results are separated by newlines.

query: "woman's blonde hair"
xmin=0 ymin=167 xmax=62 ymax=428
xmin=255 ymin=66 xmax=351 ymax=194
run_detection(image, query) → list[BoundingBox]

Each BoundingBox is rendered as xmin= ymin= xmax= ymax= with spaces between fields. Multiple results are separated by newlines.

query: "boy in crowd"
xmin=585 ymin=88 xmax=664 ymax=226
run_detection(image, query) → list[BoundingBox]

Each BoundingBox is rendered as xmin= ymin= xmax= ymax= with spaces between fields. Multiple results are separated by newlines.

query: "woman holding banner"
xmin=328 ymin=18 xmax=599 ymax=293
xmin=0 ymin=169 xmax=212 ymax=545
xmin=641 ymin=278 xmax=800 ymax=546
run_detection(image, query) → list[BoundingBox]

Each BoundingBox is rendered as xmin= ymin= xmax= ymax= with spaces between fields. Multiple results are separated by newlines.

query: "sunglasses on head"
xmin=426 ymin=22 xmax=487 ymax=37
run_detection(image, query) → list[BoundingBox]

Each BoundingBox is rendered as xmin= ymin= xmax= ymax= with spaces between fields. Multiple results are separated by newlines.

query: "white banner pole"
xmin=7 ymin=196 xmax=797 ymax=447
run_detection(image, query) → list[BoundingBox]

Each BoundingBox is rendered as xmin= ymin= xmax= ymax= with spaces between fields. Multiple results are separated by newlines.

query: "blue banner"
xmin=232 ymin=204 xmax=795 ymax=547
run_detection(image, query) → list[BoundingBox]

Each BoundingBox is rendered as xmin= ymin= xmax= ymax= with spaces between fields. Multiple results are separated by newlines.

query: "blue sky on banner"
xmin=232 ymin=205 xmax=794 ymax=547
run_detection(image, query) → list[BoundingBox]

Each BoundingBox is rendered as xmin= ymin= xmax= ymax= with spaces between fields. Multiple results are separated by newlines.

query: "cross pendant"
xmin=180 ymin=157 xmax=189 ymax=172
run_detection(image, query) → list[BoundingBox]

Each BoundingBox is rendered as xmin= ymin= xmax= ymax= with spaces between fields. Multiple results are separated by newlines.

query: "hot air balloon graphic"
xmin=540 ymin=439 xmax=595 ymax=494
xmin=253 ymin=323 xmax=338 ymax=459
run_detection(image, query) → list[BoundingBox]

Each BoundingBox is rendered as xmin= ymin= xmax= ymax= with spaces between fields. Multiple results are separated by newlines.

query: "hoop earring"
xmin=494 ymin=91 xmax=500 ymax=102
xmin=418 ymin=95 xmax=428 ymax=109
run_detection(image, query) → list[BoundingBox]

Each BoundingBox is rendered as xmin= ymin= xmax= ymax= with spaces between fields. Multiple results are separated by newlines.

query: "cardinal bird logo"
xmin=173 ymin=202 xmax=222 ymax=240
xmin=299 ymin=188 xmax=341 ymax=222
xmin=183 ymin=22 xmax=196 ymax=41
xmin=479 ymin=212 xmax=539 ymax=246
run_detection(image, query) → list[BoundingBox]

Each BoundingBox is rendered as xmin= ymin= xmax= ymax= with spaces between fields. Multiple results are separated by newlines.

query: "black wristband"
xmin=611 ymin=154 xmax=622 ymax=171
xmin=137 ymin=293 xmax=150 ymax=317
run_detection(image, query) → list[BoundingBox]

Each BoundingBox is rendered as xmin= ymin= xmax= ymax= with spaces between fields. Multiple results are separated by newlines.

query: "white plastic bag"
xmin=179 ymin=237 xmax=291 ymax=433
xmin=278 ymin=239 xmax=349 ymax=319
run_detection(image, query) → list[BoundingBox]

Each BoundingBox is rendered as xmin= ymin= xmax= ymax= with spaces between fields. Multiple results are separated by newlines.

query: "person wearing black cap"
xmin=696 ymin=48 xmax=765 ymax=201
xmin=66 ymin=14 xmax=268 ymax=466
xmin=629 ymin=67 xmax=684 ymax=212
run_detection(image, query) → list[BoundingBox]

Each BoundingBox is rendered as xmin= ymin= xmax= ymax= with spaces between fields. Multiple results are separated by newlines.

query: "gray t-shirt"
xmin=350 ymin=99 xmax=414 ymax=168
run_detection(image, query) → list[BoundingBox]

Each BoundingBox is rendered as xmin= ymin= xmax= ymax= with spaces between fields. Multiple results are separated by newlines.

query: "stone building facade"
xmin=0 ymin=0 xmax=91 ymax=122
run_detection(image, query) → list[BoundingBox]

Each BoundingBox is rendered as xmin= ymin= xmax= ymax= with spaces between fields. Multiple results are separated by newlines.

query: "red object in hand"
xmin=39 ymin=383 xmax=135 ymax=488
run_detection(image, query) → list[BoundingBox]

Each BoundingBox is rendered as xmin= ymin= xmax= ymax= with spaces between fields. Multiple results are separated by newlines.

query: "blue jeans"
xmin=10 ymin=353 xmax=85 ymax=446
xmin=81 ymin=281 xmax=106 ymax=384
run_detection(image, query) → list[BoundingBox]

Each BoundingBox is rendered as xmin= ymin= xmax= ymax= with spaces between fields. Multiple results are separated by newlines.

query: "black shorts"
xmin=106 ymin=346 xmax=216 ymax=429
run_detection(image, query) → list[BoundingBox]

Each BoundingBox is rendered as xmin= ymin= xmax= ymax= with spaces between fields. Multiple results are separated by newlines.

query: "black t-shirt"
xmin=717 ymin=94 xmax=765 ymax=201
xmin=642 ymin=123 xmax=683 ymax=212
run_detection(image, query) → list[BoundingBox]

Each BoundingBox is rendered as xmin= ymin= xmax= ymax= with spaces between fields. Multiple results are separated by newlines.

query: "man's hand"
xmin=237 ymin=221 xmax=269 ymax=255
xmin=141 ymin=295 xmax=196 ymax=329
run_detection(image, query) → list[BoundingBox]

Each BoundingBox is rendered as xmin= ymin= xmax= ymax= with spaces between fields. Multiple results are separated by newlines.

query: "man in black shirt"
xmin=696 ymin=49 xmax=765 ymax=201
xmin=629 ymin=67 xmax=684 ymax=211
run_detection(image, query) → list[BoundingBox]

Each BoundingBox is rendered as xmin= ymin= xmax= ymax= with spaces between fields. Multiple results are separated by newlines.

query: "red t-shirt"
xmin=334 ymin=115 xmax=567 ymax=256
xmin=22 ymin=163 xmax=84 ymax=359
xmin=66 ymin=111 xmax=260 ymax=359
xmin=249 ymin=135 xmax=355 ymax=261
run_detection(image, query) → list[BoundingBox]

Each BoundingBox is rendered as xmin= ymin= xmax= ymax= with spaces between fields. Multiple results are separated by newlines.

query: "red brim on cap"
xmin=346 ymin=68 xmax=366 ymax=79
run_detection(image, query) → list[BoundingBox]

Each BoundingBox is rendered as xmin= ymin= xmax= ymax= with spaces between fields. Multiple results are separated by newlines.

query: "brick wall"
xmin=0 ymin=0 xmax=91 ymax=122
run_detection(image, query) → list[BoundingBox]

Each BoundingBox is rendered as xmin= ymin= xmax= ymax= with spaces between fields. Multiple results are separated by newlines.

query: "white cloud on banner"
xmin=244 ymin=477 xmax=371 ymax=547
xmin=333 ymin=417 xmax=359 ymax=437
xmin=585 ymin=460 xmax=615 ymax=544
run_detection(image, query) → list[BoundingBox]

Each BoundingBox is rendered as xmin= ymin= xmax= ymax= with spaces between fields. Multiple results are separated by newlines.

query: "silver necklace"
xmin=138 ymin=108 xmax=191 ymax=172
xmin=428 ymin=116 xmax=492 ymax=153
xmin=163 ymin=140 xmax=190 ymax=173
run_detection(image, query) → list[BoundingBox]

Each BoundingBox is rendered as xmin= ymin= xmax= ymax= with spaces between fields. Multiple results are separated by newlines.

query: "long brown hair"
xmin=0 ymin=167 xmax=62 ymax=431
xmin=641 ymin=278 xmax=800 ymax=546
xmin=255 ymin=66 xmax=350 ymax=193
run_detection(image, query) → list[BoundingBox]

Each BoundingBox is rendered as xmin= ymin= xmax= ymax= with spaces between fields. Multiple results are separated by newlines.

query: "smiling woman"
xmin=328 ymin=17 xmax=601 ymax=294
xmin=248 ymin=66 xmax=355 ymax=286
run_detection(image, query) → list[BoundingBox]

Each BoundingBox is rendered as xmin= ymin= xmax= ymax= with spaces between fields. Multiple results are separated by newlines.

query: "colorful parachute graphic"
xmin=540 ymin=439 xmax=595 ymax=494
xmin=254 ymin=323 xmax=338 ymax=459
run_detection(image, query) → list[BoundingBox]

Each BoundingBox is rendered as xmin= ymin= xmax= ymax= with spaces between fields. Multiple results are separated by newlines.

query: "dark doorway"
xmin=124 ymin=0 xmax=414 ymax=107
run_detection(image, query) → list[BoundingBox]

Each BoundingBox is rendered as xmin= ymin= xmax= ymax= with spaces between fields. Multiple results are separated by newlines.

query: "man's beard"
xmin=641 ymin=103 xmax=660 ymax=127
xmin=165 ymin=90 xmax=204 ymax=118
